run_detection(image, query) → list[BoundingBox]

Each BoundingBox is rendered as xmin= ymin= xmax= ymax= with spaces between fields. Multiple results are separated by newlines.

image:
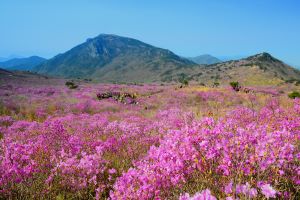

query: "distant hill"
xmin=0 ymin=55 xmax=23 ymax=62
xmin=186 ymin=52 xmax=300 ymax=85
xmin=217 ymin=55 xmax=246 ymax=62
xmin=34 ymin=34 xmax=197 ymax=82
xmin=0 ymin=56 xmax=46 ymax=71
xmin=187 ymin=54 xmax=221 ymax=64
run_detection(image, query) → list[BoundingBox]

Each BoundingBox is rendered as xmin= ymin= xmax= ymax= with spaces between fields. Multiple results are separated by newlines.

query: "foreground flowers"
xmin=0 ymin=83 xmax=299 ymax=199
xmin=111 ymin=100 xmax=299 ymax=199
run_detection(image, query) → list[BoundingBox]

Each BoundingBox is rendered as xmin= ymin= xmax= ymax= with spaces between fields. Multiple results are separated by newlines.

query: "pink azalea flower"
xmin=108 ymin=168 xmax=117 ymax=174
xmin=260 ymin=184 xmax=276 ymax=198
xmin=224 ymin=181 xmax=233 ymax=194
xmin=179 ymin=189 xmax=217 ymax=200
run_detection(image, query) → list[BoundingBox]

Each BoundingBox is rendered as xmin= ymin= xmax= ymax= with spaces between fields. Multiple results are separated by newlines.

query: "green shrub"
xmin=182 ymin=79 xmax=189 ymax=86
xmin=213 ymin=82 xmax=220 ymax=87
xmin=65 ymin=81 xmax=74 ymax=86
xmin=288 ymin=91 xmax=300 ymax=99
xmin=65 ymin=81 xmax=78 ymax=89
xmin=68 ymin=84 xmax=78 ymax=89
xmin=285 ymin=79 xmax=294 ymax=83
xmin=230 ymin=81 xmax=240 ymax=91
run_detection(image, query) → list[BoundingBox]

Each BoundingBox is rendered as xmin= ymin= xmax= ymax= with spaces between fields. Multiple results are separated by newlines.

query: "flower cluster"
xmin=112 ymin=101 xmax=300 ymax=199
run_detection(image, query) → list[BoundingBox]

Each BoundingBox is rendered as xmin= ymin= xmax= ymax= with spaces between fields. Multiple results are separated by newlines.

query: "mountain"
xmin=0 ymin=55 xmax=23 ymax=62
xmin=217 ymin=55 xmax=246 ymax=62
xmin=187 ymin=52 xmax=300 ymax=85
xmin=0 ymin=56 xmax=46 ymax=71
xmin=34 ymin=34 xmax=197 ymax=82
xmin=187 ymin=54 xmax=221 ymax=64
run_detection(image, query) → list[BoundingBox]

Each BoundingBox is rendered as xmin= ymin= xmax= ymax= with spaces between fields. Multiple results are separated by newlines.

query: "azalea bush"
xmin=0 ymin=81 xmax=299 ymax=199
xmin=111 ymin=102 xmax=300 ymax=199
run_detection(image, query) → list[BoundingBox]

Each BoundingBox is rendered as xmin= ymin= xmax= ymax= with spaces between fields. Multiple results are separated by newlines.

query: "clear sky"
xmin=0 ymin=0 xmax=299 ymax=67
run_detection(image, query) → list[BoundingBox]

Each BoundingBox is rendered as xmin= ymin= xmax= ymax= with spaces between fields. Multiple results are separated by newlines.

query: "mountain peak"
xmin=86 ymin=34 xmax=124 ymax=42
xmin=84 ymin=34 xmax=154 ymax=50
xmin=259 ymin=52 xmax=272 ymax=57
xmin=247 ymin=52 xmax=279 ymax=62
xmin=96 ymin=33 xmax=122 ymax=38
xmin=93 ymin=34 xmax=140 ymax=42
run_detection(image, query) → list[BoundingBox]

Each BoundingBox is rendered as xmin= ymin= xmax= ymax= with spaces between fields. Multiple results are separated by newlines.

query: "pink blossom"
xmin=179 ymin=189 xmax=217 ymax=200
xmin=260 ymin=184 xmax=276 ymax=198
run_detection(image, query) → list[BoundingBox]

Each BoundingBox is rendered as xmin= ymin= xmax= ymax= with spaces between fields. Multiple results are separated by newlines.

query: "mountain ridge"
xmin=32 ymin=34 xmax=300 ymax=84
xmin=0 ymin=56 xmax=46 ymax=71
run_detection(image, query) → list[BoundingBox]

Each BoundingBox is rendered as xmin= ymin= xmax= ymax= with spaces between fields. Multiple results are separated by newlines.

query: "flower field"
xmin=0 ymin=81 xmax=299 ymax=199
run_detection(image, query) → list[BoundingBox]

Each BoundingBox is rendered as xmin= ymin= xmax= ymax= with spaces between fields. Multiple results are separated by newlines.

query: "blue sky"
xmin=0 ymin=0 xmax=299 ymax=67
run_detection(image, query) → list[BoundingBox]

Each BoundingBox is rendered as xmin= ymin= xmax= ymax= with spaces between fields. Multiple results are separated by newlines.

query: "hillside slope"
xmin=188 ymin=53 xmax=300 ymax=85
